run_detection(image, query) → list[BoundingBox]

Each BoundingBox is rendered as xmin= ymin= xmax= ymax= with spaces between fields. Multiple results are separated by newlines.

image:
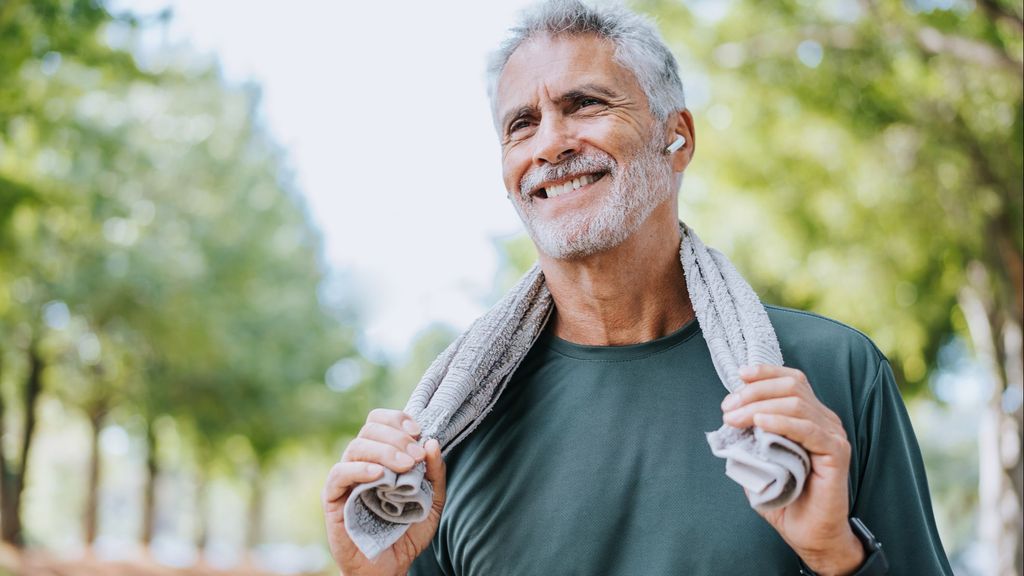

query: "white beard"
xmin=512 ymin=132 xmax=677 ymax=260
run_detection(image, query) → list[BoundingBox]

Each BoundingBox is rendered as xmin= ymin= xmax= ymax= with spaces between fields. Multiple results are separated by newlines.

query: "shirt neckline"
xmin=540 ymin=317 xmax=701 ymax=362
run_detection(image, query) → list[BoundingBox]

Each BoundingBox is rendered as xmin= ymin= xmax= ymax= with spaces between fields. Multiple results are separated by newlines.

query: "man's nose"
xmin=531 ymin=116 xmax=578 ymax=165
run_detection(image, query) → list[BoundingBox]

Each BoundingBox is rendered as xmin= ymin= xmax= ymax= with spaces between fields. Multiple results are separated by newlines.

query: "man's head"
xmin=488 ymin=0 xmax=694 ymax=260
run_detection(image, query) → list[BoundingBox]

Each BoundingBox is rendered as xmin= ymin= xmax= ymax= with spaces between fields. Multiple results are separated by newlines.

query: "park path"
xmin=0 ymin=545 xmax=325 ymax=576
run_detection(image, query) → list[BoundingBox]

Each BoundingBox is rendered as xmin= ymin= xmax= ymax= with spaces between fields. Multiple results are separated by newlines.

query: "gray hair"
xmin=486 ymin=0 xmax=686 ymax=124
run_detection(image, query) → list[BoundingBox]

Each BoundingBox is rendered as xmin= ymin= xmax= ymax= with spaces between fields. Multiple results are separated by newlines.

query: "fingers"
xmin=754 ymin=413 xmax=849 ymax=458
xmin=359 ymin=421 xmax=425 ymax=461
xmin=343 ymin=437 xmax=420 ymax=473
xmin=723 ymin=374 xmax=810 ymax=411
xmin=322 ymin=461 xmax=385 ymax=507
xmin=367 ymin=408 xmax=421 ymax=437
xmin=423 ymin=439 xmax=447 ymax=508
xmin=721 ymin=365 xmax=847 ymax=452
xmin=738 ymin=364 xmax=808 ymax=384
xmin=723 ymin=396 xmax=805 ymax=428
xmin=339 ymin=410 xmax=426 ymax=476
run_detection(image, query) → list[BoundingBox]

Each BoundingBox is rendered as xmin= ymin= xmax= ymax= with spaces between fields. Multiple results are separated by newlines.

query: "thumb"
xmin=424 ymin=438 xmax=447 ymax=510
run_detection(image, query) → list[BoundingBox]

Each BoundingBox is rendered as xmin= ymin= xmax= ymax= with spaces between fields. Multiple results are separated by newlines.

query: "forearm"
xmin=796 ymin=526 xmax=865 ymax=576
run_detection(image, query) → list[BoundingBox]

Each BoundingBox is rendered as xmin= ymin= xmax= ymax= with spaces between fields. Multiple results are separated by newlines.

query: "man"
xmin=322 ymin=1 xmax=953 ymax=574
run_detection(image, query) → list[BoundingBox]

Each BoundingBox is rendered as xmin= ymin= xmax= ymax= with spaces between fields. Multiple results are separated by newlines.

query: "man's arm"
xmin=723 ymin=360 xmax=953 ymax=574
xmin=849 ymin=359 xmax=953 ymax=574
xmin=722 ymin=365 xmax=866 ymax=574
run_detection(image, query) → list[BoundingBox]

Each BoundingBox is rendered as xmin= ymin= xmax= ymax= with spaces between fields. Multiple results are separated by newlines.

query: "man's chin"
xmin=527 ymin=221 xmax=630 ymax=261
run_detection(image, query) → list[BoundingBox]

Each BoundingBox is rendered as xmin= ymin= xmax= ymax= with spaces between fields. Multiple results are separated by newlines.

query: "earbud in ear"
xmin=665 ymin=135 xmax=686 ymax=154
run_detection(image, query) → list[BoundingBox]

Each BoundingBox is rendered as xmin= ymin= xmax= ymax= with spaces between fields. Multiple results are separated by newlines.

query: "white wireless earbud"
xmin=664 ymin=135 xmax=686 ymax=154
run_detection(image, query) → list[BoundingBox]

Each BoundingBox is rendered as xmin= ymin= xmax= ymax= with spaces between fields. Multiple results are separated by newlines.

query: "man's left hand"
xmin=720 ymin=364 xmax=865 ymax=576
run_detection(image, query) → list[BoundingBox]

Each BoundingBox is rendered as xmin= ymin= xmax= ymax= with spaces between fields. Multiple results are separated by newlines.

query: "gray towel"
xmin=343 ymin=222 xmax=811 ymax=560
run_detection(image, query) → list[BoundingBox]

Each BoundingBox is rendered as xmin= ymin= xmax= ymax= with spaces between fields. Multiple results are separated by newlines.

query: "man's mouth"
xmin=534 ymin=172 xmax=608 ymax=199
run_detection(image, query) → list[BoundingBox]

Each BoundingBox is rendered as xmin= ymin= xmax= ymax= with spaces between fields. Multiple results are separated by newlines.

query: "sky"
xmin=114 ymin=0 xmax=537 ymax=358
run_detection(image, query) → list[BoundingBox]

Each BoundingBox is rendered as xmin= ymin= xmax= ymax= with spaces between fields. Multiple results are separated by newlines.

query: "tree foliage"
xmin=0 ymin=0 xmax=364 ymax=549
xmin=640 ymin=0 xmax=1022 ymax=391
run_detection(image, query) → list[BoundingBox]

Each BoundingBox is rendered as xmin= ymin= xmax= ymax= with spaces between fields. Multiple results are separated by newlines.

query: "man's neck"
xmin=538 ymin=202 xmax=694 ymax=346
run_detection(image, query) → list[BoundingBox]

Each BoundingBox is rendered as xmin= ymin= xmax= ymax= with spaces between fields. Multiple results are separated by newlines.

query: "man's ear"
xmin=665 ymin=109 xmax=695 ymax=173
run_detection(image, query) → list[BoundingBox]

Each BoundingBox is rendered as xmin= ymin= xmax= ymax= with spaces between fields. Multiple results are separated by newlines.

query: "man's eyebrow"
xmin=499 ymin=84 xmax=621 ymax=132
xmin=557 ymin=84 xmax=620 ymax=103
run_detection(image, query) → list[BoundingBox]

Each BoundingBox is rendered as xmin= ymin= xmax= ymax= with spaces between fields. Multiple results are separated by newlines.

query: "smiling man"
xmin=322 ymin=2 xmax=953 ymax=575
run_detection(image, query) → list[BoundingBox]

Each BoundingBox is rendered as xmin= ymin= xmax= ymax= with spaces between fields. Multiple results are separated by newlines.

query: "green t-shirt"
xmin=408 ymin=306 xmax=952 ymax=575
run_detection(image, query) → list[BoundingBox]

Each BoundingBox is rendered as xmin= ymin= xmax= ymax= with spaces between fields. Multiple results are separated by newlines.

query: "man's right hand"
xmin=322 ymin=409 xmax=447 ymax=576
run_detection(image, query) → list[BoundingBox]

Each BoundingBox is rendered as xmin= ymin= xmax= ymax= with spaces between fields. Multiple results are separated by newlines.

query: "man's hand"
xmin=322 ymin=409 xmax=447 ymax=576
xmin=721 ymin=365 xmax=864 ymax=576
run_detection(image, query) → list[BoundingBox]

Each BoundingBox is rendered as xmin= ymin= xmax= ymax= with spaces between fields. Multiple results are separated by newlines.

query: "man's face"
xmin=495 ymin=34 xmax=674 ymax=260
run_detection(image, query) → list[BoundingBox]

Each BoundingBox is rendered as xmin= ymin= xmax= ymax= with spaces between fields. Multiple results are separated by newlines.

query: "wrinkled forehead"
xmin=493 ymin=34 xmax=646 ymax=123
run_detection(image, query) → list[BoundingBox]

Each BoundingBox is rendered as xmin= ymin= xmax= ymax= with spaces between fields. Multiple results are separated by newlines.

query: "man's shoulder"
xmin=765 ymin=304 xmax=888 ymax=377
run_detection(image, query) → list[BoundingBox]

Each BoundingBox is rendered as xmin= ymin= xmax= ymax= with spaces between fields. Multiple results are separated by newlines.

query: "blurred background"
xmin=0 ymin=0 xmax=1021 ymax=575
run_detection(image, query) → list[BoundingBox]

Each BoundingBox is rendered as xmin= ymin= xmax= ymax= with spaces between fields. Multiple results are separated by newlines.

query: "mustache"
xmin=518 ymin=152 xmax=617 ymax=199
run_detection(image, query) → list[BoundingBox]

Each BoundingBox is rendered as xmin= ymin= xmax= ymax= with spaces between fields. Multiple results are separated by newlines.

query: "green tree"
xmin=640 ymin=0 xmax=1022 ymax=571
xmin=0 ymin=0 xmax=145 ymax=543
xmin=0 ymin=0 xmax=366 ymax=555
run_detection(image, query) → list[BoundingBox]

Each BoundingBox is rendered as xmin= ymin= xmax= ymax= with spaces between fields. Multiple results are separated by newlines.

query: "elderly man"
xmin=322 ymin=1 xmax=952 ymax=574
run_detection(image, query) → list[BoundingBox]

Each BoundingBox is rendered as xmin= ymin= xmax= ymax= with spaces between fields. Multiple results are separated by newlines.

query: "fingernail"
xmin=739 ymin=365 xmax=755 ymax=379
xmin=395 ymin=451 xmax=414 ymax=466
xmin=721 ymin=394 xmax=740 ymax=410
xmin=403 ymin=419 xmax=421 ymax=436
xmin=367 ymin=464 xmax=382 ymax=475
xmin=406 ymin=442 xmax=425 ymax=459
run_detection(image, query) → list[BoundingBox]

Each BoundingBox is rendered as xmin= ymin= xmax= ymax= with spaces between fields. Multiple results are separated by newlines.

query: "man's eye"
xmin=509 ymin=120 xmax=532 ymax=133
xmin=574 ymin=97 xmax=607 ymax=111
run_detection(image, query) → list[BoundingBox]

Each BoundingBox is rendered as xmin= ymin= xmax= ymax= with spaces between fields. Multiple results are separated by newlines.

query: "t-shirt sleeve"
xmin=407 ymin=541 xmax=446 ymax=576
xmin=850 ymin=358 xmax=953 ymax=575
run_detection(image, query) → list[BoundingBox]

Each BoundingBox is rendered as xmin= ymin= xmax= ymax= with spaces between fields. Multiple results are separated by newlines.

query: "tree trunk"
xmin=1005 ymin=318 xmax=1024 ymax=576
xmin=83 ymin=404 xmax=107 ymax=547
xmin=0 ymin=452 xmax=14 ymax=547
xmin=141 ymin=418 xmax=158 ymax=548
xmin=0 ymin=350 xmax=11 ymax=543
xmin=194 ymin=464 xmax=209 ymax=563
xmin=1 ymin=338 xmax=43 ymax=546
xmin=960 ymin=262 xmax=1024 ymax=576
xmin=244 ymin=463 xmax=265 ymax=565
xmin=0 ymin=351 xmax=7 ymax=537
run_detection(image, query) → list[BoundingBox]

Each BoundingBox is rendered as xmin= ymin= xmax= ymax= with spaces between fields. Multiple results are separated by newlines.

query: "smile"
xmin=536 ymin=172 xmax=607 ymax=199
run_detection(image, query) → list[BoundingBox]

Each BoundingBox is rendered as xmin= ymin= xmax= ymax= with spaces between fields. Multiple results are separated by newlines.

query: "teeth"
xmin=546 ymin=174 xmax=597 ymax=198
